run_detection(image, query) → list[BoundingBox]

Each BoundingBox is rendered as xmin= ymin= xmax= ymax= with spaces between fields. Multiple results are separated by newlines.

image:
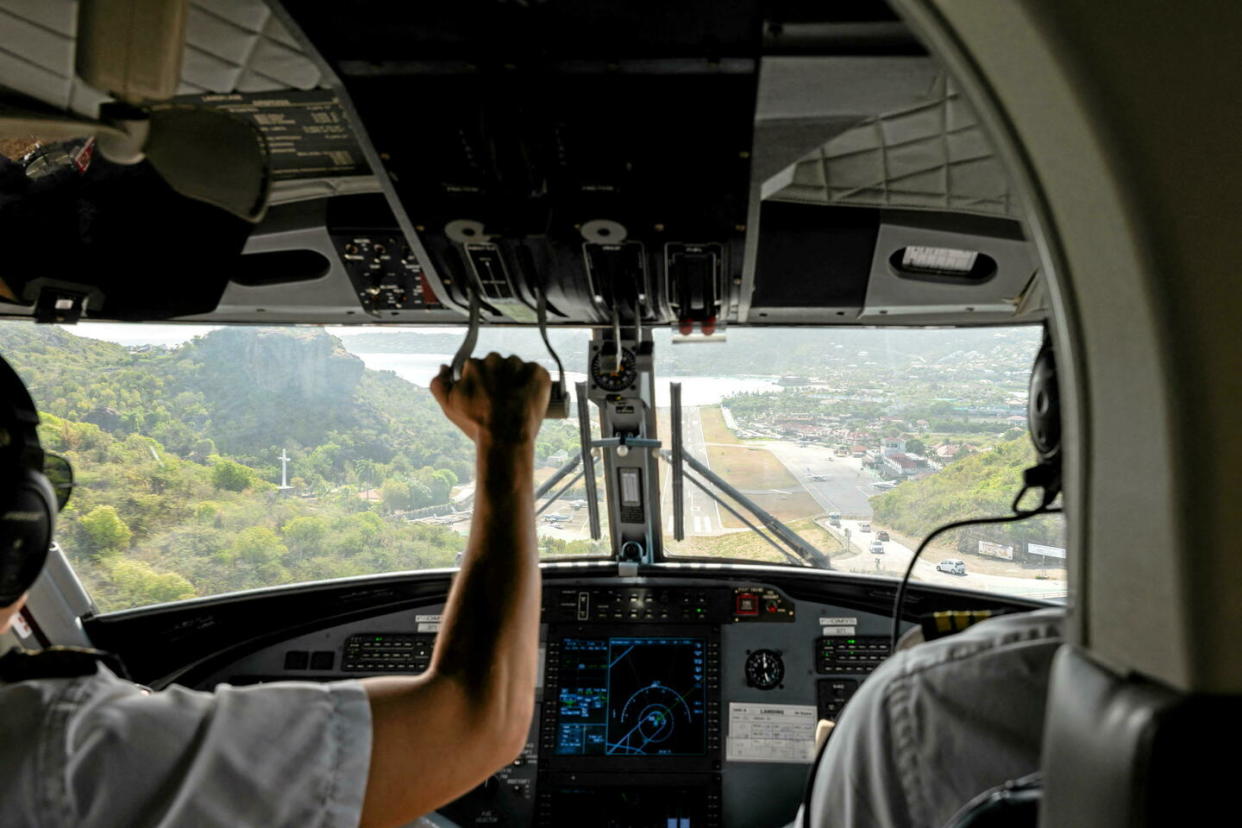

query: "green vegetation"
xmin=870 ymin=437 xmax=1063 ymax=551
xmin=29 ymin=394 xmax=466 ymax=611
xmin=0 ymin=324 xmax=594 ymax=611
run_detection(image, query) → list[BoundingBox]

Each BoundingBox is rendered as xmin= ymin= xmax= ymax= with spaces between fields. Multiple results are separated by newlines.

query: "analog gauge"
xmin=745 ymin=649 xmax=785 ymax=690
xmin=590 ymin=348 xmax=638 ymax=392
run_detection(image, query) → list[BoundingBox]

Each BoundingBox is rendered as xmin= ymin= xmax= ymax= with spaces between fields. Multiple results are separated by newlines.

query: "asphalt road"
xmin=831 ymin=517 xmax=1068 ymax=599
xmin=659 ymin=405 xmax=725 ymax=537
xmin=761 ymin=442 xmax=879 ymax=518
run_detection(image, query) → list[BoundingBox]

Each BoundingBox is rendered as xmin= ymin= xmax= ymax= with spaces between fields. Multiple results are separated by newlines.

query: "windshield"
xmin=0 ymin=321 xmax=1065 ymax=612
xmin=657 ymin=327 xmax=1067 ymax=602
xmin=0 ymin=321 xmax=609 ymax=613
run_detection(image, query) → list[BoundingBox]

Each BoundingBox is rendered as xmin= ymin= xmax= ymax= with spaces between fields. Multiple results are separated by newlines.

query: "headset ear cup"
xmin=1028 ymin=340 xmax=1062 ymax=464
xmin=0 ymin=469 xmax=55 ymax=606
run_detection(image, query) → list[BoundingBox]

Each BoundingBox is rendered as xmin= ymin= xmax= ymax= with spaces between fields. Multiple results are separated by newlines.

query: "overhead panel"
xmin=762 ymin=74 xmax=1019 ymax=218
xmin=745 ymin=50 xmax=1033 ymax=324
xmin=282 ymin=0 xmax=763 ymax=327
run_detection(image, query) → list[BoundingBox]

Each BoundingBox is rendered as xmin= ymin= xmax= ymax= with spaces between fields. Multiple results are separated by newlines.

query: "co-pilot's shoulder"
xmin=0 ymin=650 xmax=142 ymax=716
xmin=887 ymin=609 xmax=1065 ymax=680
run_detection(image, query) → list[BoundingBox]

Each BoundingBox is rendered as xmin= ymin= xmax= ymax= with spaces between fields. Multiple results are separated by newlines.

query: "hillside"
xmin=0 ymin=324 xmax=477 ymax=486
xmin=870 ymin=437 xmax=1064 ymax=552
xmin=0 ymin=324 xmax=532 ymax=610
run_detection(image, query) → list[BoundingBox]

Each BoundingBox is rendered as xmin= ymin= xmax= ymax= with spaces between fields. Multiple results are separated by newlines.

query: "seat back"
xmin=1039 ymin=645 xmax=1242 ymax=827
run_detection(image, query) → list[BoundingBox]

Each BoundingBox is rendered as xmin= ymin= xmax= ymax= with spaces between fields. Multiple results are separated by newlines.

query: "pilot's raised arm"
xmin=0 ymin=353 xmax=549 ymax=828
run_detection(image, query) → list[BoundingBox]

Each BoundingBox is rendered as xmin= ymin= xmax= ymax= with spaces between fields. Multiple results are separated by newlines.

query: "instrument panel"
xmin=188 ymin=575 xmax=902 ymax=827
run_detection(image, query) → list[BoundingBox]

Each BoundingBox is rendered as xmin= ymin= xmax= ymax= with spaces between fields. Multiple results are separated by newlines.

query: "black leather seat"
xmin=1039 ymin=644 xmax=1242 ymax=827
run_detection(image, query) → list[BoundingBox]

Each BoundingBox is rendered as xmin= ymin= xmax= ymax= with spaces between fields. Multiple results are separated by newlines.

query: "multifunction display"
xmin=554 ymin=637 xmax=707 ymax=757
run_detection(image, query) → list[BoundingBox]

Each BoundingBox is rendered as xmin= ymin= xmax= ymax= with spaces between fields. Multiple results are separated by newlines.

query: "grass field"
xmin=665 ymin=517 xmax=848 ymax=566
xmin=700 ymin=405 xmax=739 ymax=444
xmin=705 ymin=443 xmax=822 ymax=526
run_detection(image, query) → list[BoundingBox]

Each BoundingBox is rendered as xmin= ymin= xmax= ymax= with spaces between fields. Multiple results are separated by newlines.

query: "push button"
xmin=736 ymin=593 xmax=759 ymax=615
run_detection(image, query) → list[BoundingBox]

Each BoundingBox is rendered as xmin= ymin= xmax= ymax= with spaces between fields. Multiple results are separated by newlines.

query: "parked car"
xmin=936 ymin=559 xmax=967 ymax=576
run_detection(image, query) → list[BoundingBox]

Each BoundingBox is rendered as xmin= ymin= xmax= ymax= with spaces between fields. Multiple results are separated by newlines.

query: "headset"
xmin=1026 ymin=332 xmax=1062 ymax=503
xmin=0 ymin=353 xmax=56 ymax=607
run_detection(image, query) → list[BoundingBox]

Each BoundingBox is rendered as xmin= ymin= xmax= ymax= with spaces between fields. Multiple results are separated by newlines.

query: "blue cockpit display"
xmin=555 ymin=636 xmax=707 ymax=757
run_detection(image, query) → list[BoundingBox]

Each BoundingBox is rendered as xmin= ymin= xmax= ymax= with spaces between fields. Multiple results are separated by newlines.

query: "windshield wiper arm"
xmin=679 ymin=467 xmax=807 ymax=567
xmin=535 ymin=453 xmax=582 ymax=501
xmin=660 ymin=449 xmax=833 ymax=569
xmin=537 ymin=468 xmax=586 ymax=517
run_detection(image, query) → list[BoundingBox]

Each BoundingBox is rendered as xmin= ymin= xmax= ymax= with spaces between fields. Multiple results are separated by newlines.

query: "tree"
xmin=283 ymin=515 xmax=328 ymax=556
xmin=381 ymin=478 xmax=411 ymax=512
xmin=211 ymin=458 xmax=253 ymax=492
xmin=107 ymin=559 xmax=195 ymax=605
xmin=905 ymin=438 xmax=927 ymax=456
xmin=79 ymin=505 xmax=132 ymax=556
xmin=230 ymin=526 xmax=288 ymax=566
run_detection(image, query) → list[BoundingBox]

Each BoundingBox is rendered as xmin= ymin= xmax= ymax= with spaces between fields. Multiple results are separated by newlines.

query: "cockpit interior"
xmin=1 ymin=1 xmax=1238 ymax=827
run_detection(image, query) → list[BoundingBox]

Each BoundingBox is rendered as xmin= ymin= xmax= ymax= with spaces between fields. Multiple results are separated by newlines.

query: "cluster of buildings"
xmin=728 ymin=407 xmax=990 ymax=483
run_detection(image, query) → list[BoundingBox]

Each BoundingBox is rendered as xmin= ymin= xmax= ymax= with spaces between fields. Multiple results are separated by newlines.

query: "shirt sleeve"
xmin=55 ymin=668 xmax=372 ymax=828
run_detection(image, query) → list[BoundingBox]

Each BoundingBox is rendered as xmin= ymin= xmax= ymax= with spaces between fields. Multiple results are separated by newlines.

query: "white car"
xmin=936 ymin=559 xmax=967 ymax=576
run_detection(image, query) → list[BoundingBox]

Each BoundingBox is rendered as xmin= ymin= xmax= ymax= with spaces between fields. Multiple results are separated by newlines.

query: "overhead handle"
xmin=536 ymin=283 xmax=569 ymax=419
xmin=449 ymin=270 xmax=567 ymax=420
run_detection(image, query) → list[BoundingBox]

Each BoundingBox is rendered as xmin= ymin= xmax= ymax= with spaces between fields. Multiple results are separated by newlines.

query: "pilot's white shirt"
xmin=805 ymin=608 xmax=1064 ymax=828
xmin=0 ymin=664 xmax=372 ymax=827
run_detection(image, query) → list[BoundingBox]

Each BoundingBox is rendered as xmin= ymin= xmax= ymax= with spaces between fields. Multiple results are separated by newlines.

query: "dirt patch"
xmin=706 ymin=444 xmax=822 ymax=526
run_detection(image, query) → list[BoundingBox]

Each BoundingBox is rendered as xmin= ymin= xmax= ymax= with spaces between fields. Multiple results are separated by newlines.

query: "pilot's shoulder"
xmin=892 ymin=608 xmax=1065 ymax=682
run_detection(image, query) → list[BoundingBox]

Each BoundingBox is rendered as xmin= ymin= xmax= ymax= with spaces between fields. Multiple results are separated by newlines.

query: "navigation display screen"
xmin=555 ymin=637 xmax=707 ymax=757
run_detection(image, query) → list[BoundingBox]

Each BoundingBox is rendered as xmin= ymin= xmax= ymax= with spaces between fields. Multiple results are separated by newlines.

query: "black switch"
xmin=284 ymin=650 xmax=309 ymax=670
xmin=310 ymin=651 xmax=335 ymax=671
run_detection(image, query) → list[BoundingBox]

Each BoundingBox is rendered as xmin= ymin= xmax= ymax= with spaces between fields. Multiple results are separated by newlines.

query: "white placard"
xmin=415 ymin=614 xmax=441 ymax=623
xmin=11 ymin=613 xmax=31 ymax=639
xmin=1028 ymin=543 xmax=1067 ymax=559
xmin=821 ymin=626 xmax=856 ymax=636
xmin=726 ymin=702 xmax=817 ymax=763
xmin=417 ymin=622 xmax=440 ymax=633
xmin=819 ymin=616 xmax=858 ymax=626
xmin=977 ymin=540 xmax=1014 ymax=561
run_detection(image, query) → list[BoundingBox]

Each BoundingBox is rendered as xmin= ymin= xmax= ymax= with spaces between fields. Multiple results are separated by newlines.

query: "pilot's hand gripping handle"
xmin=450 ymin=278 xmax=568 ymax=419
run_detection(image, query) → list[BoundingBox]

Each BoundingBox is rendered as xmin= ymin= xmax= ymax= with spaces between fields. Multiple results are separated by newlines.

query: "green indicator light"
xmin=847 ymin=638 xmax=856 ymax=643
xmin=375 ymin=636 xmax=382 ymax=641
